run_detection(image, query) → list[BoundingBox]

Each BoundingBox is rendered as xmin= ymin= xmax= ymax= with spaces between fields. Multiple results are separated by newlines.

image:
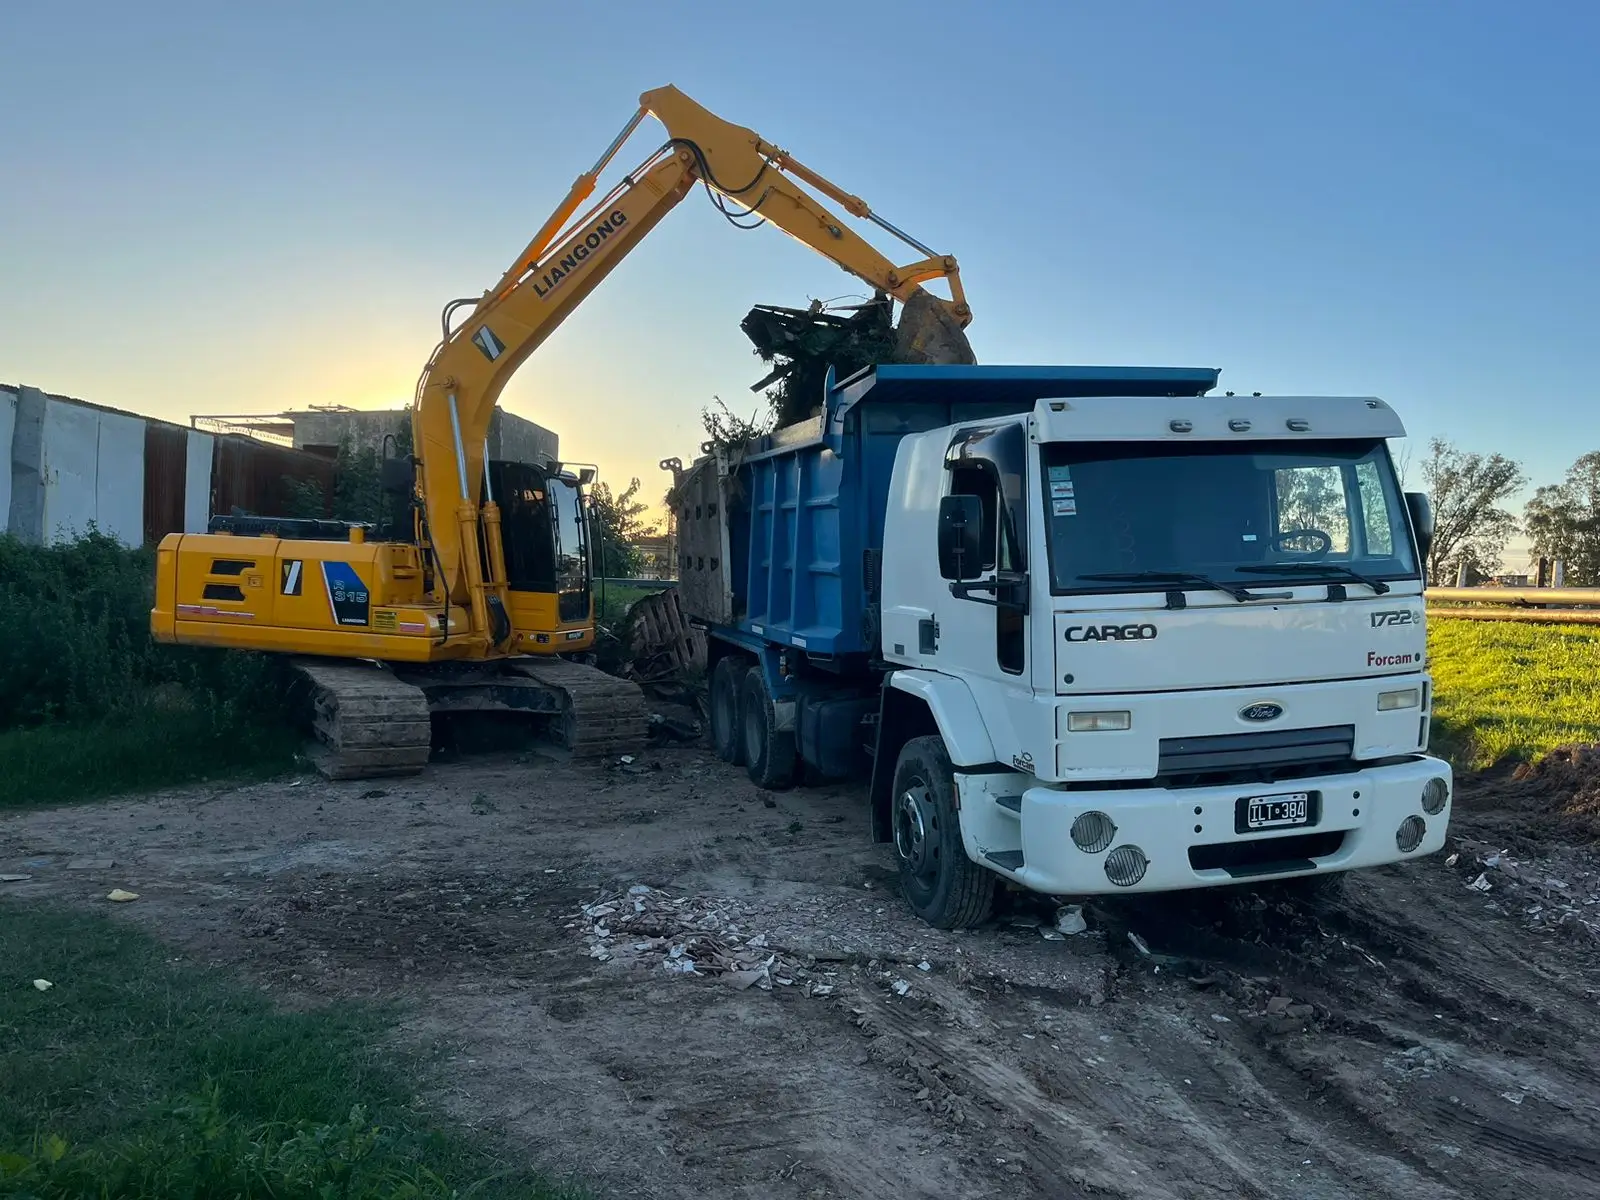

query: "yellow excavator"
xmin=151 ymin=85 xmax=975 ymax=778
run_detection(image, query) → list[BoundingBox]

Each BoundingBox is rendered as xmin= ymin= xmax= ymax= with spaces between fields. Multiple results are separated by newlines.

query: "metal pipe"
xmin=481 ymin=440 xmax=494 ymax=503
xmin=1428 ymin=607 xmax=1600 ymax=625
xmin=448 ymin=394 xmax=470 ymax=500
xmin=1427 ymin=586 xmax=1600 ymax=606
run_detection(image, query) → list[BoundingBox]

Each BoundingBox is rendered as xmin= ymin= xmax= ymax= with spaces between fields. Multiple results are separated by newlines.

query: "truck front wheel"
xmin=891 ymin=735 xmax=995 ymax=929
xmin=709 ymin=657 xmax=746 ymax=765
xmin=741 ymin=668 xmax=796 ymax=790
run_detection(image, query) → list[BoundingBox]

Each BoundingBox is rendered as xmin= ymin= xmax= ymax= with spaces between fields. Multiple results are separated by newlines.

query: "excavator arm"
xmin=411 ymin=84 xmax=974 ymax=648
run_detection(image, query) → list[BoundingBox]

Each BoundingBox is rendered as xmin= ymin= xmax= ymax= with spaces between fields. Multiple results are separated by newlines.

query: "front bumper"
xmin=972 ymin=755 xmax=1451 ymax=895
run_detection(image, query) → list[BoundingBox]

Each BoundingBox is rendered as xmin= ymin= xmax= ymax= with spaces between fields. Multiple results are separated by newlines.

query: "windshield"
xmin=550 ymin=478 xmax=588 ymax=588
xmin=1042 ymin=438 xmax=1417 ymax=595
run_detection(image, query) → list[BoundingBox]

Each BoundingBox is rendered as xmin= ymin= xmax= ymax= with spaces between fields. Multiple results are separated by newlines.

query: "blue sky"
xmin=2 ymin=1 xmax=1593 ymax=549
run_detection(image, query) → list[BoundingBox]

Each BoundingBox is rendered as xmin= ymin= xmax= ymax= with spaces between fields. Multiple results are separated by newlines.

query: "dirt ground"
xmin=5 ymin=734 xmax=1600 ymax=1200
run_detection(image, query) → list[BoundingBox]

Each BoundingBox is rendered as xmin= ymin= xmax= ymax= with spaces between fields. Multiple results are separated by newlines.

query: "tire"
xmin=709 ymin=657 xmax=746 ymax=764
xmin=741 ymin=668 xmax=796 ymax=790
xmin=891 ymin=735 xmax=995 ymax=929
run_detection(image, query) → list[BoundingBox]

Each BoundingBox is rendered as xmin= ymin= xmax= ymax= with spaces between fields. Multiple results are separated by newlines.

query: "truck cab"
xmin=876 ymin=385 xmax=1447 ymax=921
xmin=683 ymin=364 xmax=1450 ymax=928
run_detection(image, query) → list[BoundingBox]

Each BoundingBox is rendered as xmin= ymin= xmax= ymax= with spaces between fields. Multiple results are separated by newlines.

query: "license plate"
xmin=1242 ymin=791 xmax=1312 ymax=830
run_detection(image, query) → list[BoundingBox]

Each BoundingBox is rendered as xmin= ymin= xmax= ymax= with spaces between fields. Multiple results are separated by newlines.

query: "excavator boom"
xmin=413 ymin=85 xmax=975 ymax=641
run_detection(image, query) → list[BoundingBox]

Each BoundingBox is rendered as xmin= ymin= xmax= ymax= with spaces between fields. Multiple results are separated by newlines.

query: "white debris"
xmin=662 ymin=957 xmax=698 ymax=975
xmin=892 ymin=979 xmax=911 ymax=996
xmin=1467 ymin=873 xmax=1492 ymax=893
xmin=1500 ymin=1091 xmax=1526 ymax=1105
xmin=106 ymin=889 xmax=139 ymax=903
xmin=1211 ymin=1013 xmax=1232 ymax=1024
xmin=1445 ymin=853 xmax=1460 ymax=867
xmin=628 ymin=884 xmax=652 ymax=895
xmin=0 ymin=874 xmax=30 ymax=883
xmin=32 ymin=979 xmax=52 ymax=992
xmin=1054 ymin=905 xmax=1088 ymax=935
xmin=1039 ymin=928 xmax=1066 ymax=941
xmin=1128 ymin=931 xmax=1153 ymax=957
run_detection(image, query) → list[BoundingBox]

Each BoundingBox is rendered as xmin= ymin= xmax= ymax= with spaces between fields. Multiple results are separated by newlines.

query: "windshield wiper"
xmin=1077 ymin=571 xmax=1278 ymax=605
xmin=1238 ymin=563 xmax=1391 ymax=595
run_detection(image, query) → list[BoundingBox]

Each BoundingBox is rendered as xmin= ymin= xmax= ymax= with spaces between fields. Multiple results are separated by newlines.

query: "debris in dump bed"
xmin=741 ymin=291 xmax=976 ymax=430
xmin=574 ymin=885 xmax=834 ymax=995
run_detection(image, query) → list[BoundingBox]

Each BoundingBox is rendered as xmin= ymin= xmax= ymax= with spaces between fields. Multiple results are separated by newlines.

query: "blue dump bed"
xmin=720 ymin=363 xmax=1219 ymax=661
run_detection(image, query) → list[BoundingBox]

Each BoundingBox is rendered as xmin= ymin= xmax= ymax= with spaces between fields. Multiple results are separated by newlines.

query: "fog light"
xmin=1067 ymin=710 xmax=1132 ymax=732
xmin=1378 ymin=688 xmax=1421 ymax=711
xmin=1104 ymin=844 xmax=1149 ymax=887
xmin=1396 ymin=815 xmax=1426 ymax=853
xmin=1071 ymin=811 xmax=1117 ymax=854
xmin=1421 ymin=776 xmax=1449 ymax=814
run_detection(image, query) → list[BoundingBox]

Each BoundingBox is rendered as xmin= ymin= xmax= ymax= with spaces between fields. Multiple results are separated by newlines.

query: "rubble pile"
xmin=1449 ymin=837 xmax=1600 ymax=944
xmin=570 ymin=885 xmax=839 ymax=995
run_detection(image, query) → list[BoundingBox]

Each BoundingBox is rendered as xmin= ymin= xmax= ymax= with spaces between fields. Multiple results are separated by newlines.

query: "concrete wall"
xmin=37 ymin=396 xmax=146 ymax=545
xmin=0 ymin=388 xmax=14 ymax=534
xmin=184 ymin=429 xmax=214 ymax=532
xmin=8 ymin=387 xmax=46 ymax=544
xmin=287 ymin=407 xmax=559 ymax=467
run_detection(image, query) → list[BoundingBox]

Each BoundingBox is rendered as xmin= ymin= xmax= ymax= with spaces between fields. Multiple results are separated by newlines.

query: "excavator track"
xmin=504 ymin=657 xmax=651 ymax=758
xmin=290 ymin=657 xmax=433 ymax=780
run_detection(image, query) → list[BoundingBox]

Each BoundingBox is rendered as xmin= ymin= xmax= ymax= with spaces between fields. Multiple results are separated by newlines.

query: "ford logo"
xmin=1239 ymin=702 xmax=1283 ymax=722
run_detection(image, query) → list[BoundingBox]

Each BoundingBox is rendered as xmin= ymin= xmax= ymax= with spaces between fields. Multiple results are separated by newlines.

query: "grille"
xmin=1158 ymin=725 xmax=1354 ymax=780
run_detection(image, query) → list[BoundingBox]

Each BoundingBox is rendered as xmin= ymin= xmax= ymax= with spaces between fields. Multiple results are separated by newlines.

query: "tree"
xmin=589 ymin=477 xmax=657 ymax=578
xmin=1419 ymin=439 xmax=1524 ymax=582
xmin=1525 ymin=451 xmax=1600 ymax=585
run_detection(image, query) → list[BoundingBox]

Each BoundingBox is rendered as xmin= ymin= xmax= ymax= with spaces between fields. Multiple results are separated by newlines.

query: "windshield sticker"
xmin=1050 ymin=480 xmax=1075 ymax=499
xmin=1052 ymin=497 xmax=1078 ymax=517
xmin=1242 ymin=534 xmax=1258 ymax=542
xmin=1048 ymin=465 xmax=1073 ymax=482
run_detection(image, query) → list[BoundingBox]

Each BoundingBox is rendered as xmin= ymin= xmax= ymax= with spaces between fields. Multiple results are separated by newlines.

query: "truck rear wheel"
xmin=710 ymin=657 xmax=746 ymax=764
xmin=741 ymin=668 xmax=796 ymax=790
xmin=892 ymin=735 xmax=995 ymax=929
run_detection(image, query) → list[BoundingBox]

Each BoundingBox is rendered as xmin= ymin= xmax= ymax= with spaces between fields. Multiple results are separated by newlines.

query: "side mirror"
xmin=380 ymin=457 xmax=415 ymax=496
xmin=1405 ymin=492 xmax=1434 ymax=563
xmin=938 ymin=494 xmax=984 ymax=580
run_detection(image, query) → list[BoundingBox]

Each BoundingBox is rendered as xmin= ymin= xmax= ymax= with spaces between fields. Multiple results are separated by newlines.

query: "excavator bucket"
xmin=891 ymin=290 xmax=977 ymax=366
xmin=743 ymin=291 xmax=976 ymax=428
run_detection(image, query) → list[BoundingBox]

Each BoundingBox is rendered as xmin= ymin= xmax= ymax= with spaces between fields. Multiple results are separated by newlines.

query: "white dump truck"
xmin=674 ymin=363 xmax=1449 ymax=927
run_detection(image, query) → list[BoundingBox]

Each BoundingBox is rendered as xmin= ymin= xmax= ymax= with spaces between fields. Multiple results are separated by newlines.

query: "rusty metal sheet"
xmin=143 ymin=421 xmax=188 ymax=545
xmin=210 ymin=435 xmax=334 ymax=520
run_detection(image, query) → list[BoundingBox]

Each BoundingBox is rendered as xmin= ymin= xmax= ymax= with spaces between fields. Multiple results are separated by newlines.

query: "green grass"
xmin=0 ymin=706 xmax=301 ymax=810
xmin=0 ymin=900 xmax=583 ymax=1199
xmin=1428 ymin=618 xmax=1600 ymax=769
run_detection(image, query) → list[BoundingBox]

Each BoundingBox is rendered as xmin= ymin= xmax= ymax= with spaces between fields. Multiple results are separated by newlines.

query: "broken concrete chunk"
xmin=105 ymin=889 xmax=139 ymax=903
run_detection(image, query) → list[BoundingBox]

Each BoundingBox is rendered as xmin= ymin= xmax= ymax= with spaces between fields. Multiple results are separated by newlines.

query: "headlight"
xmin=1067 ymin=710 xmax=1132 ymax=732
xmin=1378 ymin=688 xmax=1422 ymax=711
xmin=1422 ymin=776 xmax=1449 ymax=814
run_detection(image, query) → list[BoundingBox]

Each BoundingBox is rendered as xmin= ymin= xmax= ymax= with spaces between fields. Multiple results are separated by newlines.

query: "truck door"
xmin=936 ymin=422 xmax=1029 ymax=681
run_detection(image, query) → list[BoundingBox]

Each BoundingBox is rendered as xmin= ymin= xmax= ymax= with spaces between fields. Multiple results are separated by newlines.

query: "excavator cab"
xmin=485 ymin=460 xmax=595 ymax=655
